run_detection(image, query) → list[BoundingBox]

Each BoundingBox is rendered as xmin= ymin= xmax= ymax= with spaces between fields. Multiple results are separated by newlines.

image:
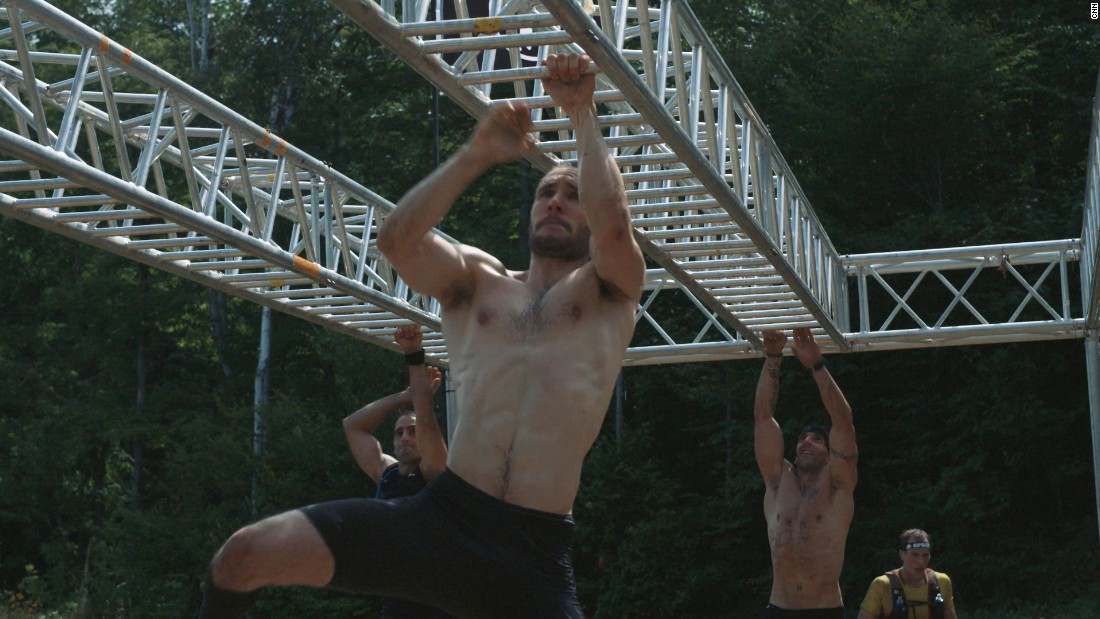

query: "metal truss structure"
xmin=0 ymin=0 xmax=1087 ymax=369
xmin=0 ymin=0 xmax=1098 ymax=530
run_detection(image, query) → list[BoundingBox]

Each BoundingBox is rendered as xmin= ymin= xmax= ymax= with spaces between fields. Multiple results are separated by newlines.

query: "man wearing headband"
xmin=754 ymin=328 xmax=858 ymax=618
xmin=857 ymin=529 xmax=958 ymax=619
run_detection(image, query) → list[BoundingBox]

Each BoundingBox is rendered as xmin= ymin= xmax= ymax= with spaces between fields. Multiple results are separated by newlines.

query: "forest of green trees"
xmin=2 ymin=0 xmax=1099 ymax=617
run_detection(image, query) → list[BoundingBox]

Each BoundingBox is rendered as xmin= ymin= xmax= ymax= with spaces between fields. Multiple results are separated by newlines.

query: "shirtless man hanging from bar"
xmin=754 ymin=328 xmax=858 ymax=619
xmin=198 ymin=52 xmax=644 ymax=618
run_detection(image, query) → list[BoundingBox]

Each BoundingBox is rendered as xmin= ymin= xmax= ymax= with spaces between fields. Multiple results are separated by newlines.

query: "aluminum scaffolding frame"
xmin=0 ymin=0 xmax=1097 ymax=530
xmin=0 ymin=0 xmax=1086 ymax=365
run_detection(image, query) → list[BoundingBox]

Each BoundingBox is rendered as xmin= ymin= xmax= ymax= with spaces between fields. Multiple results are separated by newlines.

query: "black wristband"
xmin=766 ymin=353 xmax=783 ymax=359
xmin=404 ymin=349 xmax=425 ymax=366
xmin=811 ymin=358 xmax=826 ymax=372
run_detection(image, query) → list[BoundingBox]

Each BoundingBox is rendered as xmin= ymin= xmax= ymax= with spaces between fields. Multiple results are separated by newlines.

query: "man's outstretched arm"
xmin=754 ymin=329 xmax=788 ymax=489
xmin=542 ymin=53 xmax=644 ymax=302
xmin=790 ymin=327 xmax=857 ymax=488
xmin=378 ymin=102 xmax=535 ymax=304
xmin=395 ymin=324 xmax=447 ymax=480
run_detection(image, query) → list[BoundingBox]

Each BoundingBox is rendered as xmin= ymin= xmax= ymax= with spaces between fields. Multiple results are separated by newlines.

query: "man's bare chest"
xmin=479 ymin=292 xmax=589 ymax=336
xmin=458 ymin=275 xmax=612 ymax=341
xmin=772 ymin=478 xmax=833 ymax=529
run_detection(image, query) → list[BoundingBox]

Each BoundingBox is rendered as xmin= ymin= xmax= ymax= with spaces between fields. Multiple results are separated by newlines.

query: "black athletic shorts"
xmin=300 ymin=468 xmax=584 ymax=618
xmin=764 ymin=605 xmax=847 ymax=619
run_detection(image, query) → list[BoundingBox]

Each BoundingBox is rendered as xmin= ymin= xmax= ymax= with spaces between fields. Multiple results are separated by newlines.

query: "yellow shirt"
xmin=859 ymin=570 xmax=955 ymax=619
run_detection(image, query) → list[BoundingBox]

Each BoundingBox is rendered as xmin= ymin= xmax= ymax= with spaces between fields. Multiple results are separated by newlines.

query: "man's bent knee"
xmin=209 ymin=526 xmax=266 ymax=591
xmin=210 ymin=510 xmax=333 ymax=590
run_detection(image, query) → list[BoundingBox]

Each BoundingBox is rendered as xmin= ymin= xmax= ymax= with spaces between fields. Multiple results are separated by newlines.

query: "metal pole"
xmin=1086 ymin=332 xmax=1100 ymax=541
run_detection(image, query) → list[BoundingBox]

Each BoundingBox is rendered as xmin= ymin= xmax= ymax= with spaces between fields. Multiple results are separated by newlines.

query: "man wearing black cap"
xmin=754 ymin=327 xmax=858 ymax=618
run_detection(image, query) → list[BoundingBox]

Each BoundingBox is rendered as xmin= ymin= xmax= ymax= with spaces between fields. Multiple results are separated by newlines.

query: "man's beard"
xmin=530 ymin=225 xmax=591 ymax=261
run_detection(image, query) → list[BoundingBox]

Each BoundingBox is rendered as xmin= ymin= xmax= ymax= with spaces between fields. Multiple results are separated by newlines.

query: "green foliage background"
xmin=2 ymin=1 xmax=1099 ymax=617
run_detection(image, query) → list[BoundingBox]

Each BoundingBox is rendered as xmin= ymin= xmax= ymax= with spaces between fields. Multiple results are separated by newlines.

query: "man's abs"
xmin=448 ymin=336 xmax=629 ymax=509
xmin=445 ymin=372 xmax=609 ymax=514
xmin=440 ymin=270 xmax=635 ymax=512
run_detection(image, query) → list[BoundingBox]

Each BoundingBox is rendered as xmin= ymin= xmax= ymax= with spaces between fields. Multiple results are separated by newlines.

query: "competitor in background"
xmin=857 ymin=529 xmax=958 ymax=619
xmin=754 ymin=328 xmax=858 ymax=618
xmin=341 ymin=324 xmax=451 ymax=619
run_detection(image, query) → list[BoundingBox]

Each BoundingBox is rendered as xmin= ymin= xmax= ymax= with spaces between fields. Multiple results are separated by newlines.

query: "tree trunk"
xmin=251 ymin=306 xmax=272 ymax=520
xmin=185 ymin=0 xmax=211 ymax=76
xmin=131 ymin=265 xmax=148 ymax=508
xmin=283 ymin=80 xmax=294 ymax=128
xmin=199 ymin=0 xmax=211 ymax=75
xmin=207 ymin=288 xmax=233 ymax=377
xmin=131 ymin=334 xmax=146 ymax=507
xmin=185 ymin=0 xmax=196 ymax=72
xmin=75 ymin=537 xmax=94 ymax=617
xmin=249 ymin=70 xmax=288 ymax=519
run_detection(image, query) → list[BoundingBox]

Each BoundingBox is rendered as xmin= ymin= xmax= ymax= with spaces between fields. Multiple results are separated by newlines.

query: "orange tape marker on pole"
xmin=293 ymin=255 xmax=321 ymax=279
